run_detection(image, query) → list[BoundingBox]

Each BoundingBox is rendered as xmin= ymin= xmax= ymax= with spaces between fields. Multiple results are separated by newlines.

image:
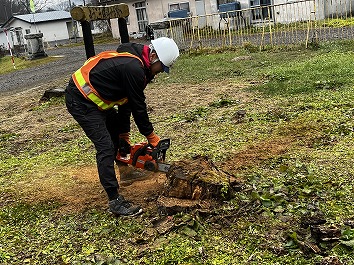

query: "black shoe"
xmin=109 ymin=195 xmax=143 ymax=217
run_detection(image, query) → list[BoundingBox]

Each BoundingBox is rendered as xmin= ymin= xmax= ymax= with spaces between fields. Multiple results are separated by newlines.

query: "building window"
xmin=250 ymin=0 xmax=272 ymax=20
xmin=217 ymin=0 xmax=235 ymax=5
xmin=169 ymin=2 xmax=190 ymax=12
xmin=134 ymin=1 xmax=148 ymax=32
xmin=25 ymin=29 xmax=31 ymax=34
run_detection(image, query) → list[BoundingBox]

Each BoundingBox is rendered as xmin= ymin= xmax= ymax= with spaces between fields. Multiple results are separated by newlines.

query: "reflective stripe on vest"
xmin=72 ymin=51 xmax=144 ymax=110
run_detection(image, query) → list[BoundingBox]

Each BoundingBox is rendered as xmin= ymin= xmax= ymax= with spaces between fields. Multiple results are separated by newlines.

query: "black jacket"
xmin=78 ymin=43 xmax=154 ymax=136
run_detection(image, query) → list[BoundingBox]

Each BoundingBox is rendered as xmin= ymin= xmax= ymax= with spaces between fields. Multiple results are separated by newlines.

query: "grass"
xmin=1 ymin=40 xmax=354 ymax=264
xmin=0 ymin=34 xmax=121 ymax=75
xmin=320 ymin=17 xmax=354 ymax=28
xmin=184 ymin=16 xmax=354 ymax=39
xmin=0 ymin=55 xmax=59 ymax=74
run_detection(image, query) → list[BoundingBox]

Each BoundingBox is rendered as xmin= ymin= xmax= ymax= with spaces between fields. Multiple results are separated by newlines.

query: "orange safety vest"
xmin=72 ymin=51 xmax=144 ymax=110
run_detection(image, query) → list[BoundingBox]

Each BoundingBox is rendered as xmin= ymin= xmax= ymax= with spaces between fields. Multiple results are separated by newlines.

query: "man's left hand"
xmin=146 ymin=132 xmax=160 ymax=147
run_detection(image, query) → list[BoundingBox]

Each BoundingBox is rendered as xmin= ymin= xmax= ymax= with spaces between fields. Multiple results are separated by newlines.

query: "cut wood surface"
xmin=164 ymin=156 xmax=232 ymax=200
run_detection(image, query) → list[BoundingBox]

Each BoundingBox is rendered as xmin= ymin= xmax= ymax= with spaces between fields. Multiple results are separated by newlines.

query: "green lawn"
xmin=0 ymin=55 xmax=59 ymax=74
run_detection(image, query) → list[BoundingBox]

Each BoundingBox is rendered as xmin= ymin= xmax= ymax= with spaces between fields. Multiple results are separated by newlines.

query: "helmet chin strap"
xmin=149 ymin=44 xmax=161 ymax=65
xmin=150 ymin=57 xmax=160 ymax=65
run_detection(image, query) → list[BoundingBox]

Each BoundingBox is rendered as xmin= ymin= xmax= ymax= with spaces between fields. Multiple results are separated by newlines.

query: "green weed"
xmin=0 ymin=132 xmax=18 ymax=141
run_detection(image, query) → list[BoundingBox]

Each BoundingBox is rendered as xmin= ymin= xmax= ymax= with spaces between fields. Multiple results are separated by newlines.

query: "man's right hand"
xmin=119 ymin=132 xmax=130 ymax=144
xmin=118 ymin=133 xmax=131 ymax=156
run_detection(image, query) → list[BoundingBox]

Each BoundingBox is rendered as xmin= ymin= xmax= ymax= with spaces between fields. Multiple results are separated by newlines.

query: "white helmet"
xmin=151 ymin=37 xmax=179 ymax=73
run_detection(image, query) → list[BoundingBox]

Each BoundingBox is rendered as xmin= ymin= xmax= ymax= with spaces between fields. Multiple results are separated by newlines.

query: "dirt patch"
xmin=16 ymin=166 xmax=106 ymax=213
xmin=220 ymin=136 xmax=293 ymax=174
xmin=119 ymin=172 xmax=167 ymax=211
xmin=147 ymin=80 xmax=255 ymax=118
xmin=15 ymin=164 xmax=168 ymax=214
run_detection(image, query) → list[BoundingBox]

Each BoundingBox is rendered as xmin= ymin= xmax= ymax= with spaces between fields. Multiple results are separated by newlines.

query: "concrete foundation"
xmin=24 ymin=33 xmax=47 ymax=60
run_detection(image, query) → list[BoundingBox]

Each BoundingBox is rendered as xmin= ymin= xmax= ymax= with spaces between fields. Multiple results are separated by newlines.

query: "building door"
xmin=66 ymin=21 xmax=78 ymax=39
xmin=135 ymin=1 xmax=148 ymax=33
xmin=195 ymin=0 xmax=206 ymax=28
xmin=15 ymin=27 xmax=24 ymax=46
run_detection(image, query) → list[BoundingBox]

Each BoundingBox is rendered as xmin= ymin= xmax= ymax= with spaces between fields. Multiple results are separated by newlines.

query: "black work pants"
xmin=65 ymin=82 xmax=121 ymax=201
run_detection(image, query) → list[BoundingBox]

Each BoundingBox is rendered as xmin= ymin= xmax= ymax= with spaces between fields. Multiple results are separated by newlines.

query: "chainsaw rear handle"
xmin=131 ymin=143 xmax=150 ymax=167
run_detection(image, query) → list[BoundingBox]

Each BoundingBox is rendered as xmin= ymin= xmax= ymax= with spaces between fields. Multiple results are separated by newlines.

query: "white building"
xmin=0 ymin=11 xmax=81 ymax=49
xmin=0 ymin=10 xmax=108 ymax=50
xmin=108 ymin=0 xmax=354 ymax=37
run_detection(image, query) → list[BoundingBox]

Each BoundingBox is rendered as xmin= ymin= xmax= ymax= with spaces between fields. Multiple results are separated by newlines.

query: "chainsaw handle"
xmin=131 ymin=143 xmax=150 ymax=167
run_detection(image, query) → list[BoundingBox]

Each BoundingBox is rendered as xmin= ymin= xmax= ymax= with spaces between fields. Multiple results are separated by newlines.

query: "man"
xmin=65 ymin=37 xmax=179 ymax=216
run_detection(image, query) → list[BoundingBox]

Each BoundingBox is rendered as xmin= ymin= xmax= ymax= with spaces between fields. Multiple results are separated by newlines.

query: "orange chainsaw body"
xmin=116 ymin=139 xmax=170 ymax=172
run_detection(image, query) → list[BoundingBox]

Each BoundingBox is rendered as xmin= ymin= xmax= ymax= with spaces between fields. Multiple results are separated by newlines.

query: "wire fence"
xmin=149 ymin=0 xmax=354 ymax=51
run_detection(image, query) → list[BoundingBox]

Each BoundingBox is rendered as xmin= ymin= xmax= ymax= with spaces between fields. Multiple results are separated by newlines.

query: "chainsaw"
xmin=116 ymin=138 xmax=171 ymax=173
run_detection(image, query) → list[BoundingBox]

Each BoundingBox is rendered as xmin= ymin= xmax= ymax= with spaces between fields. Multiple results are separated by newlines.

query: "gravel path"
xmin=2 ymin=26 xmax=351 ymax=94
xmin=0 ymin=42 xmax=121 ymax=94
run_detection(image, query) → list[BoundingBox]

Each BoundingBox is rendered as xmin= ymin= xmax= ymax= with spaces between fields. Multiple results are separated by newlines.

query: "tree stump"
xmin=163 ymin=156 xmax=237 ymax=200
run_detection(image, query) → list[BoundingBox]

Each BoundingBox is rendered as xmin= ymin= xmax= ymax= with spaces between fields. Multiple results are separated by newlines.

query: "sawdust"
xmin=15 ymin=164 xmax=167 ymax=214
xmin=15 ymin=165 xmax=105 ymax=212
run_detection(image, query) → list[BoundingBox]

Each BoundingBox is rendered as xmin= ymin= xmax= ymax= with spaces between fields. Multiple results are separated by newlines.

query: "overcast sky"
xmin=44 ymin=0 xmax=85 ymax=11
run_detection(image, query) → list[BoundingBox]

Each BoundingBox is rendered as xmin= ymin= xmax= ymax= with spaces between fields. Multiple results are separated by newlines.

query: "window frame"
xmin=168 ymin=2 xmax=190 ymax=12
xmin=250 ymin=0 xmax=273 ymax=21
xmin=134 ymin=1 xmax=148 ymax=33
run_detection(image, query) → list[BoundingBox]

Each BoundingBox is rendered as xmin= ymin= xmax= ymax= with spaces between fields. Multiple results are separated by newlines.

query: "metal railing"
xmin=151 ymin=0 xmax=354 ymax=50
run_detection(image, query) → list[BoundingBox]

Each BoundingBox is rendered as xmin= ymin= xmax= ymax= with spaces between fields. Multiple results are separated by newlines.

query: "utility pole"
xmin=4 ymin=4 xmax=8 ymax=21
xmin=10 ymin=0 xmax=13 ymax=17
